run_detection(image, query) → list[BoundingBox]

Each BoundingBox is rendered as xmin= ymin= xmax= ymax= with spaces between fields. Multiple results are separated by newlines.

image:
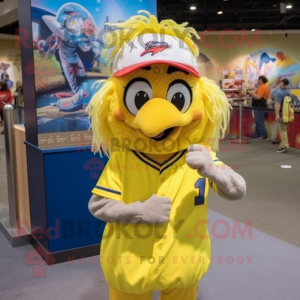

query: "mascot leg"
xmin=160 ymin=283 xmax=198 ymax=300
xmin=109 ymin=287 xmax=153 ymax=300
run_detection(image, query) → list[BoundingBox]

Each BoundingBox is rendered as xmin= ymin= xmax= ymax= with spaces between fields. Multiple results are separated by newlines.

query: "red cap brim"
xmin=114 ymin=60 xmax=200 ymax=78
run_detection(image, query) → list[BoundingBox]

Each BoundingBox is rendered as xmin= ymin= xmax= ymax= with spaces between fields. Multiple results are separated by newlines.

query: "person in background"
xmin=0 ymin=81 xmax=13 ymax=134
xmin=248 ymin=75 xmax=270 ymax=140
xmin=4 ymin=74 xmax=14 ymax=91
xmin=275 ymin=78 xmax=292 ymax=153
xmin=14 ymin=83 xmax=23 ymax=106
xmin=15 ymin=81 xmax=22 ymax=89
xmin=14 ymin=83 xmax=24 ymax=124
xmin=270 ymin=83 xmax=281 ymax=145
xmin=0 ymin=64 xmax=10 ymax=80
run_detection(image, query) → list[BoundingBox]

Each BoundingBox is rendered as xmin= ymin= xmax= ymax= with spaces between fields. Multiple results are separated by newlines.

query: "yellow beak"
xmin=134 ymin=98 xmax=192 ymax=137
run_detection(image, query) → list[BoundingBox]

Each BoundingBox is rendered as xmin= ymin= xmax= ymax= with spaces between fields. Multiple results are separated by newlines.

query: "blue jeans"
xmin=253 ymin=109 xmax=267 ymax=139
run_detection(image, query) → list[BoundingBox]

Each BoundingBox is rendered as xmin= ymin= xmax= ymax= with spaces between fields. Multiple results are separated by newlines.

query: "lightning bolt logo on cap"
xmin=140 ymin=41 xmax=170 ymax=57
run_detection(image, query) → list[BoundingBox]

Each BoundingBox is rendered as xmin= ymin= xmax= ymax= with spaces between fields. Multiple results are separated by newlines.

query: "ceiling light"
xmin=217 ymin=5 xmax=223 ymax=14
xmin=251 ymin=29 xmax=255 ymax=31
xmin=286 ymin=4 xmax=292 ymax=8
xmin=190 ymin=6 xmax=196 ymax=10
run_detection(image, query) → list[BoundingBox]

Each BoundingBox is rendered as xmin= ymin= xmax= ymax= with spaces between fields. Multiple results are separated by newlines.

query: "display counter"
xmin=25 ymin=142 xmax=107 ymax=264
xmin=230 ymin=104 xmax=300 ymax=149
xmin=2 ymin=108 xmax=108 ymax=263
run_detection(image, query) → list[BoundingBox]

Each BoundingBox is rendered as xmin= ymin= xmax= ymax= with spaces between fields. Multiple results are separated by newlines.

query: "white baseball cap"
xmin=112 ymin=33 xmax=200 ymax=77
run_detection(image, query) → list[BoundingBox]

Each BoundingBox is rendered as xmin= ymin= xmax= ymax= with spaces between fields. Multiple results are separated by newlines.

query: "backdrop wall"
xmin=196 ymin=32 xmax=300 ymax=85
xmin=0 ymin=38 xmax=22 ymax=88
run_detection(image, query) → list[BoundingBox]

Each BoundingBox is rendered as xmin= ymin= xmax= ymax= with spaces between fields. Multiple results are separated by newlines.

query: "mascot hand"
xmin=186 ymin=144 xmax=215 ymax=178
xmin=186 ymin=144 xmax=246 ymax=200
xmin=141 ymin=194 xmax=171 ymax=224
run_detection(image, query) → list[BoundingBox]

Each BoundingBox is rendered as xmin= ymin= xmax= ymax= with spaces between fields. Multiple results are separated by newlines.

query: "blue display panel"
xmin=43 ymin=148 xmax=108 ymax=252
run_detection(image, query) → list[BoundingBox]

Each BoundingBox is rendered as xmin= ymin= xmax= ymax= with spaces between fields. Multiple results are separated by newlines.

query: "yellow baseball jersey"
xmin=92 ymin=147 xmax=224 ymax=294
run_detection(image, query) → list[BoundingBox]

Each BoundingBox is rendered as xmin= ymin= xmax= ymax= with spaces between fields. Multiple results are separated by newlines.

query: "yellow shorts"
xmin=109 ymin=283 xmax=198 ymax=300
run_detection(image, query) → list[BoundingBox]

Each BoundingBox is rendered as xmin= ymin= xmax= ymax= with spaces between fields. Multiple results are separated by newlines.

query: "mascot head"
xmin=88 ymin=11 xmax=230 ymax=155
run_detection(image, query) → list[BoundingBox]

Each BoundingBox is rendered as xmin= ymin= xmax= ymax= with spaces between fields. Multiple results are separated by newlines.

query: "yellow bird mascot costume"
xmin=88 ymin=11 xmax=246 ymax=300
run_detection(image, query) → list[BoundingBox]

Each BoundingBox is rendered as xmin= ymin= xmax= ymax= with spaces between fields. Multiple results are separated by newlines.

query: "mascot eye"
xmin=124 ymin=78 xmax=153 ymax=115
xmin=166 ymin=80 xmax=192 ymax=113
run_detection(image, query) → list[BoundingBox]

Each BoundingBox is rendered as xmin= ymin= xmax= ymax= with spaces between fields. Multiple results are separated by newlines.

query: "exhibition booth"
xmin=196 ymin=32 xmax=300 ymax=148
xmin=1 ymin=0 xmax=300 ymax=266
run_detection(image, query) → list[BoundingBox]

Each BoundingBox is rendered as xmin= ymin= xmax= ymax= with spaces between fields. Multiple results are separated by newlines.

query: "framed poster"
xmin=29 ymin=0 xmax=157 ymax=148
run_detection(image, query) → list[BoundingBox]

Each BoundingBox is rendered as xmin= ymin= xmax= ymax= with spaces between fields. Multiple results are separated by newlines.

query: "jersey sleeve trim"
xmin=91 ymin=186 xmax=121 ymax=201
xmin=95 ymin=185 xmax=121 ymax=195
